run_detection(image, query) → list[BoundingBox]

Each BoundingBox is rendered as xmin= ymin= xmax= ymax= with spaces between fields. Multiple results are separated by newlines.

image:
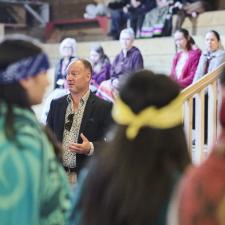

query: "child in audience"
xmin=70 ymin=69 xmax=191 ymax=225
xmin=89 ymin=43 xmax=111 ymax=92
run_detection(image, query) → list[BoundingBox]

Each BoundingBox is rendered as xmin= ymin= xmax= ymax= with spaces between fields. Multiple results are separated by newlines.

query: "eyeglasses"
xmin=64 ymin=113 xmax=74 ymax=131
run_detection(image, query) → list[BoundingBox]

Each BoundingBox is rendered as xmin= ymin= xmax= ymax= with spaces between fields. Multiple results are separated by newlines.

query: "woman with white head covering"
xmin=96 ymin=28 xmax=144 ymax=102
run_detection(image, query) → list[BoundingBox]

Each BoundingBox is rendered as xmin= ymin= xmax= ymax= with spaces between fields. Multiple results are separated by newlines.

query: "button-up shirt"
xmin=62 ymin=90 xmax=90 ymax=168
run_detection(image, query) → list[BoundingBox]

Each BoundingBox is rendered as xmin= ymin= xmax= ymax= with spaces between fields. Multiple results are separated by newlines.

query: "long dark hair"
xmin=175 ymin=28 xmax=194 ymax=51
xmin=75 ymin=70 xmax=191 ymax=225
xmin=91 ymin=44 xmax=110 ymax=65
xmin=207 ymin=30 xmax=220 ymax=41
xmin=0 ymin=35 xmax=43 ymax=138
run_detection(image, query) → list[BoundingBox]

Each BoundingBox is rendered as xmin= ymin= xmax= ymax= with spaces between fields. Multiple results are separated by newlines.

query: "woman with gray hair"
xmin=54 ymin=37 xmax=77 ymax=88
xmin=96 ymin=28 xmax=144 ymax=102
xmin=41 ymin=37 xmax=77 ymax=123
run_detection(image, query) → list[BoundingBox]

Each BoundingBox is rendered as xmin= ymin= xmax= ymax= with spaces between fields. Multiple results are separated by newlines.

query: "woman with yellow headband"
xmin=70 ymin=69 xmax=191 ymax=225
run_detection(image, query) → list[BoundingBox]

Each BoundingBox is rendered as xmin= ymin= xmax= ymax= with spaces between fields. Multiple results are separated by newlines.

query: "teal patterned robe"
xmin=0 ymin=102 xmax=71 ymax=225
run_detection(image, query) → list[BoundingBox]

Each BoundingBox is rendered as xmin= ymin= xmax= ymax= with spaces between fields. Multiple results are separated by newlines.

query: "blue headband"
xmin=0 ymin=53 xmax=50 ymax=84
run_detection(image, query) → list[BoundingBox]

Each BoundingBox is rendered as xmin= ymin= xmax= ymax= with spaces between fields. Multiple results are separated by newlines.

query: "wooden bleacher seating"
xmin=178 ymin=10 xmax=225 ymax=35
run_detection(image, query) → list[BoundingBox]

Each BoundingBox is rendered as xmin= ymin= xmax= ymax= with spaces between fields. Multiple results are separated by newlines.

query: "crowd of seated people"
xmin=66 ymin=28 xmax=225 ymax=225
xmin=88 ymin=0 xmax=211 ymax=40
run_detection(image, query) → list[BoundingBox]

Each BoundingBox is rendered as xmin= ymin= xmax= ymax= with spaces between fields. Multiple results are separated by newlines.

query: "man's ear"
xmin=87 ymin=71 xmax=92 ymax=81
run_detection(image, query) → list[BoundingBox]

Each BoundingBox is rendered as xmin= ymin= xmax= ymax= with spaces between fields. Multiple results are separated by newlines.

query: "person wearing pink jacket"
xmin=170 ymin=28 xmax=201 ymax=89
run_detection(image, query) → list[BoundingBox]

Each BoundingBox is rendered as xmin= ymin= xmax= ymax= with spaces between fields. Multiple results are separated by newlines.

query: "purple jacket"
xmin=110 ymin=46 xmax=144 ymax=80
xmin=92 ymin=61 xmax=111 ymax=86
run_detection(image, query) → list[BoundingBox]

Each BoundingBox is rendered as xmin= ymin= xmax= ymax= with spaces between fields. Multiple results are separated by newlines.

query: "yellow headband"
xmin=112 ymin=94 xmax=184 ymax=139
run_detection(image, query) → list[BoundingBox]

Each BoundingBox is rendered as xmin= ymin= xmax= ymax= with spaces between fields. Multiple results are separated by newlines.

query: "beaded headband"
xmin=0 ymin=53 xmax=49 ymax=84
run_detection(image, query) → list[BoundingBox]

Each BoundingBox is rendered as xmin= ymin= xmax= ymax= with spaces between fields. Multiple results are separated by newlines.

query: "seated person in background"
xmin=140 ymin=0 xmax=171 ymax=38
xmin=192 ymin=30 xmax=225 ymax=144
xmin=70 ymin=69 xmax=191 ymax=225
xmin=54 ymin=37 xmax=77 ymax=89
xmin=173 ymin=0 xmax=210 ymax=34
xmin=107 ymin=0 xmax=130 ymax=40
xmin=167 ymin=67 xmax=225 ymax=225
xmin=96 ymin=28 xmax=144 ymax=102
xmin=0 ymin=35 xmax=70 ymax=224
xmin=170 ymin=28 xmax=201 ymax=89
xmin=89 ymin=43 xmax=111 ymax=92
xmin=126 ymin=0 xmax=156 ymax=38
xmin=193 ymin=30 xmax=225 ymax=82
xmin=84 ymin=0 xmax=110 ymax=19
xmin=108 ymin=0 xmax=155 ymax=39
xmin=42 ymin=37 xmax=77 ymax=123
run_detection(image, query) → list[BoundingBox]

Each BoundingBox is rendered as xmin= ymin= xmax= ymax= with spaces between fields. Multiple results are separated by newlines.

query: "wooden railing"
xmin=182 ymin=62 xmax=225 ymax=164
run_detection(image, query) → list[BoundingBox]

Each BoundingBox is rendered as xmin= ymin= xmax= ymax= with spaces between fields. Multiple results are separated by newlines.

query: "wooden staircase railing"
xmin=182 ymin=62 xmax=225 ymax=164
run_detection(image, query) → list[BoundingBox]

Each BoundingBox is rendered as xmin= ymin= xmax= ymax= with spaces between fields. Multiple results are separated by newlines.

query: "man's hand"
xmin=68 ymin=133 xmax=91 ymax=155
xmin=112 ymin=78 xmax=119 ymax=89
xmin=123 ymin=5 xmax=129 ymax=14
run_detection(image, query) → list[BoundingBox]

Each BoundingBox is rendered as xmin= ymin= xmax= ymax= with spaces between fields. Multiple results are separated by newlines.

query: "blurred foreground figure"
xmin=0 ymin=35 xmax=70 ymax=225
xmin=70 ymin=69 xmax=191 ymax=225
xmin=167 ymin=66 xmax=225 ymax=225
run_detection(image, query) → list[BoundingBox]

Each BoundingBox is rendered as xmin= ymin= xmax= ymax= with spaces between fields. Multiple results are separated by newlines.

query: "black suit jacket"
xmin=47 ymin=92 xmax=112 ymax=173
